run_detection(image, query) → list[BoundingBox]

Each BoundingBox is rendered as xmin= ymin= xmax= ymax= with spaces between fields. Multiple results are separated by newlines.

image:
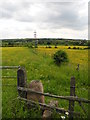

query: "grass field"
xmin=1 ymin=46 xmax=89 ymax=119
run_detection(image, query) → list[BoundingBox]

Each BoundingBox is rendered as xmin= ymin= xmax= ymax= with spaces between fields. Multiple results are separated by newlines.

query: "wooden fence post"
xmin=69 ymin=76 xmax=75 ymax=119
xmin=17 ymin=67 xmax=27 ymax=98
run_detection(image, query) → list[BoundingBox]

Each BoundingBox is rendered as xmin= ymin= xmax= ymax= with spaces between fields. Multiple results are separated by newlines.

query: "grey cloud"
xmin=0 ymin=2 xmax=18 ymax=18
xmin=35 ymin=3 xmax=87 ymax=30
xmin=0 ymin=1 xmax=88 ymax=31
xmin=0 ymin=9 xmax=12 ymax=18
xmin=89 ymin=1 xmax=90 ymax=26
xmin=0 ymin=0 xmax=33 ymax=19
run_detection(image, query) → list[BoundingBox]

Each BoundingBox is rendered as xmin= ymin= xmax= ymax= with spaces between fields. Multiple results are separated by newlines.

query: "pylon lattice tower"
xmin=34 ymin=31 xmax=37 ymax=39
xmin=34 ymin=31 xmax=38 ymax=48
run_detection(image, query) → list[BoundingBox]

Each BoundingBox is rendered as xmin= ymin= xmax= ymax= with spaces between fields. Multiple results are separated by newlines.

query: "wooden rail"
xmin=17 ymin=68 xmax=90 ymax=119
xmin=18 ymin=87 xmax=90 ymax=103
xmin=2 ymin=66 xmax=89 ymax=119
xmin=0 ymin=66 xmax=20 ymax=69
xmin=2 ymin=76 xmax=17 ymax=78
xmin=18 ymin=97 xmax=80 ymax=117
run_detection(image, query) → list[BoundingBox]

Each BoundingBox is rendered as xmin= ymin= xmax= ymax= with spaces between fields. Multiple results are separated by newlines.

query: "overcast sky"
xmin=0 ymin=0 xmax=89 ymax=39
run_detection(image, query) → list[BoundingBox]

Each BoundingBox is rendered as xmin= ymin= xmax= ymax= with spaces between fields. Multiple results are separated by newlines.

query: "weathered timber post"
xmin=17 ymin=67 xmax=27 ymax=98
xmin=76 ymin=64 xmax=79 ymax=71
xmin=69 ymin=76 xmax=75 ymax=120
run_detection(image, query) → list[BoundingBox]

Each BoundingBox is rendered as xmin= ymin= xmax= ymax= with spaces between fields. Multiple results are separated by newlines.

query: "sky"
xmin=0 ymin=0 xmax=89 ymax=39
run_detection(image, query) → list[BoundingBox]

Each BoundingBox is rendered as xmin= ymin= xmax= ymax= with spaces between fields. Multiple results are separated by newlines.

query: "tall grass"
xmin=2 ymin=47 xmax=88 ymax=119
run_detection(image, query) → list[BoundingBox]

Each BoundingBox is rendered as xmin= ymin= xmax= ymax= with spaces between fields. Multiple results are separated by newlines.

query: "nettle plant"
xmin=53 ymin=50 xmax=68 ymax=65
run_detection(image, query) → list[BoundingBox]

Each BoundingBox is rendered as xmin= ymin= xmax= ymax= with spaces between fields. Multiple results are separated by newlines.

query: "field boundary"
xmin=2 ymin=66 xmax=90 ymax=119
xmin=17 ymin=67 xmax=90 ymax=119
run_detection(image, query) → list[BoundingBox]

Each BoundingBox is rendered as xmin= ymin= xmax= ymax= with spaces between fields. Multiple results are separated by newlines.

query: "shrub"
xmin=73 ymin=47 xmax=76 ymax=49
xmin=68 ymin=47 xmax=71 ymax=49
xmin=55 ymin=46 xmax=57 ymax=48
xmin=84 ymin=46 xmax=90 ymax=49
xmin=53 ymin=50 xmax=68 ymax=65
xmin=49 ymin=46 xmax=52 ymax=48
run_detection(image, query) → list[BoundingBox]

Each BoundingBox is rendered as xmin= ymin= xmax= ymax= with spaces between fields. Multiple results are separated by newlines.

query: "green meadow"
xmin=1 ymin=46 xmax=89 ymax=119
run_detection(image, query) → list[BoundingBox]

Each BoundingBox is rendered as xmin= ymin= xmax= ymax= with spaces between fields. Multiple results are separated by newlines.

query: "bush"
xmin=73 ymin=47 xmax=76 ymax=49
xmin=68 ymin=47 xmax=71 ymax=49
xmin=84 ymin=46 xmax=90 ymax=49
xmin=55 ymin=46 xmax=57 ymax=48
xmin=77 ymin=47 xmax=80 ymax=49
xmin=49 ymin=46 xmax=52 ymax=48
xmin=53 ymin=50 xmax=68 ymax=65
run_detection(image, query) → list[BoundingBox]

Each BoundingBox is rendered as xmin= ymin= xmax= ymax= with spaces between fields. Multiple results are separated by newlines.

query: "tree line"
xmin=1 ymin=38 xmax=89 ymax=47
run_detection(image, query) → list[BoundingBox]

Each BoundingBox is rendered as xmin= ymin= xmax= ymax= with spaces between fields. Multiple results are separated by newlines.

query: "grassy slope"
xmin=2 ymin=46 xmax=88 ymax=118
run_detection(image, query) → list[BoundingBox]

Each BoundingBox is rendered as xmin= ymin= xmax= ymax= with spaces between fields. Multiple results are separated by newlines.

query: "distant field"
xmin=37 ymin=46 xmax=88 ymax=66
xmin=1 ymin=46 xmax=89 ymax=119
